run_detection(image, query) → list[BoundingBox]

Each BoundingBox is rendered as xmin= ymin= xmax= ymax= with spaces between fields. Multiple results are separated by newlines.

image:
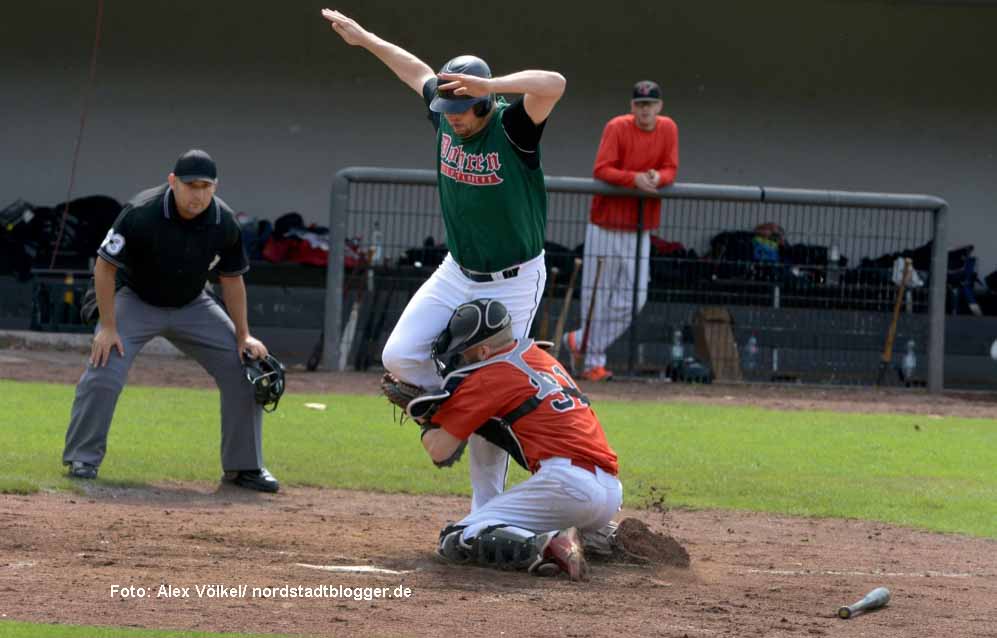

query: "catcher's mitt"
xmin=381 ymin=372 xmax=423 ymax=414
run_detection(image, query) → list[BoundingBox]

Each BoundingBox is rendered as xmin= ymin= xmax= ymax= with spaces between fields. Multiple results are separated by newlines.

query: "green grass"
xmin=6 ymin=379 xmax=997 ymax=538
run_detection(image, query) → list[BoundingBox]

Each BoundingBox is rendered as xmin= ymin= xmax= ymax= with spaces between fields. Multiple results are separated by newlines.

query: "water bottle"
xmin=370 ymin=221 xmax=384 ymax=266
xmin=670 ymin=330 xmax=685 ymax=366
xmin=827 ymin=243 xmax=841 ymax=286
xmin=901 ymin=339 xmax=917 ymax=382
xmin=743 ymin=334 xmax=759 ymax=373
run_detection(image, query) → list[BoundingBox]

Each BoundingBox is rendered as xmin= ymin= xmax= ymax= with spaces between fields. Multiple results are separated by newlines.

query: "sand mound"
xmin=613 ymin=517 xmax=690 ymax=568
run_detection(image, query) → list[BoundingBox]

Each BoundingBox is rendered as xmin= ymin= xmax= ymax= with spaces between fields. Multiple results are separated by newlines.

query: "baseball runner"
xmin=62 ymin=150 xmax=280 ymax=493
xmin=322 ymin=11 xmax=565 ymax=507
xmin=405 ymin=299 xmax=622 ymax=580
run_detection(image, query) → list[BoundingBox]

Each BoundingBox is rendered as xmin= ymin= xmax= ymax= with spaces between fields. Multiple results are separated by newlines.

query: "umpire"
xmin=62 ymin=149 xmax=279 ymax=493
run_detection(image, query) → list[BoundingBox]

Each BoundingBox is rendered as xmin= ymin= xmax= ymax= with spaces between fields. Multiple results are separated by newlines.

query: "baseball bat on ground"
xmin=876 ymin=258 xmax=912 ymax=385
xmin=837 ymin=587 xmax=890 ymax=619
xmin=551 ymin=258 xmax=582 ymax=359
xmin=580 ymin=257 xmax=605 ymax=363
xmin=537 ymin=267 xmax=559 ymax=341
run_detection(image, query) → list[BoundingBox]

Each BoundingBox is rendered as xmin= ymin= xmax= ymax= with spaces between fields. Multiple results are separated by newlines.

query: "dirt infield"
xmin=2 ymin=486 xmax=995 ymax=637
xmin=3 ymin=347 xmax=996 ymax=636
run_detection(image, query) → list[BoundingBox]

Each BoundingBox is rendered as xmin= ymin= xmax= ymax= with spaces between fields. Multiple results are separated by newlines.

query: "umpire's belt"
xmin=459 ymin=265 xmax=520 ymax=282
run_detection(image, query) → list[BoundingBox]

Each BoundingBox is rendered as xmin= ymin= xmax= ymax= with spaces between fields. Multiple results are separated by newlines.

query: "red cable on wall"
xmin=49 ymin=0 xmax=105 ymax=269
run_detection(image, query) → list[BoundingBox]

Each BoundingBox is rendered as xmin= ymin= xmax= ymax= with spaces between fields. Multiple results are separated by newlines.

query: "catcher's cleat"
xmin=542 ymin=527 xmax=589 ymax=582
xmin=68 ymin=461 xmax=98 ymax=480
xmin=532 ymin=560 xmax=562 ymax=577
xmin=581 ymin=365 xmax=613 ymax=382
xmin=222 ymin=468 xmax=280 ymax=493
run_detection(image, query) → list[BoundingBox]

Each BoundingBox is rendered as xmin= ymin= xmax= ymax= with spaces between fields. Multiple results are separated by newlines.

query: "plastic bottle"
xmin=743 ymin=334 xmax=759 ymax=373
xmin=827 ymin=243 xmax=841 ymax=286
xmin=901 ymin=339 xmax=917 ymax=382
xmin=670 ymin=329 xmax=685 ymax=365
xmin=669 ymin=329 xmax=685 ymax=382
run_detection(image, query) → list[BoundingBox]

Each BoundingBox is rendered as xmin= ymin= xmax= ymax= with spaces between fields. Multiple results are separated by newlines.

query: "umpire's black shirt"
xmin=97 ymin=183 xmax=249 ymax=307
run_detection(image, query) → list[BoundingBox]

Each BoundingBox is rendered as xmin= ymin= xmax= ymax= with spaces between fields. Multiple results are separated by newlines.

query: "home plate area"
xmin=2 ymin=485 xmax=994 ymax=637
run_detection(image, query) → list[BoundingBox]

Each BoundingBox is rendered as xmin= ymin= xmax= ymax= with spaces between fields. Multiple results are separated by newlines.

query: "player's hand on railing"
xmin=634 ymin=171 xmax=659 ymax=194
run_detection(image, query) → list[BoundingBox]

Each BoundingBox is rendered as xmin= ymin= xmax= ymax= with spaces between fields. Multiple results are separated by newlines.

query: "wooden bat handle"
xmin=538 ymin=267 xmax=559 ymax=341
xmin=551 ymin=258 xmax=582 ymax=358
xmin=580 ymin=257 xmax=605 ymax=355
xmin=881 ymin=258 xmax=912 ymax=364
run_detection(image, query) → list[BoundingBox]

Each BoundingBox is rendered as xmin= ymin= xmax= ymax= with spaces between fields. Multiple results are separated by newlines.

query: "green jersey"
xmin=436 ymin=101 xmax=547 ymax=272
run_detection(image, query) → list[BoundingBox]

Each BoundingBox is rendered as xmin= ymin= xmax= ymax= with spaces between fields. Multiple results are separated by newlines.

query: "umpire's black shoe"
xmin=68 ymin=461 xmax=98 ymax=479
xmin=222 ymin=468 xmax=279 ymax=493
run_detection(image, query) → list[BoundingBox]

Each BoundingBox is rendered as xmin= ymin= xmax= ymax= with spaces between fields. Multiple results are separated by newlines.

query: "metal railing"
xmin=322 ymin=167 xmax=948 ymax=391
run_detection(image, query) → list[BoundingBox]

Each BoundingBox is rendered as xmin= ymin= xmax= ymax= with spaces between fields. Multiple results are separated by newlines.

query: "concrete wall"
xmin=2 ymin=0 xmax=996 ymax=274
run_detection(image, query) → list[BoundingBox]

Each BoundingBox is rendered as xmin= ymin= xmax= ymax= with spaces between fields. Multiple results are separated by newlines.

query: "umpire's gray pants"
xmin=62 ymin=287 xmax=264 ymax=472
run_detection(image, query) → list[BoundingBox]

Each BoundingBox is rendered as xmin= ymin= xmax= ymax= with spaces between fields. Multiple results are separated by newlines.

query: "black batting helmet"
xmin=244 ymin=353 xmax=286 ymax=413
xmin=431 ymin=299 xmax=512 ymax=377
xmin=430 ymin=55 xmax=493 ymax=116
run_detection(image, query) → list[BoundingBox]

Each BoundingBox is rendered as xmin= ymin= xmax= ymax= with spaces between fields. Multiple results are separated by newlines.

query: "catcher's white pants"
xmin=457 ymin=457 xmax=623 ymax=541
xmin=569 ymin=224 xmax=650 ymax=371
xmin=382 ymin=251 xmax=546 ymax=507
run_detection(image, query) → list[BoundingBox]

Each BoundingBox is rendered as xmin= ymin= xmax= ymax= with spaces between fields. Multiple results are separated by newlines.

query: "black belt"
xmin=459 ymin=265 xmax=520 ymax=282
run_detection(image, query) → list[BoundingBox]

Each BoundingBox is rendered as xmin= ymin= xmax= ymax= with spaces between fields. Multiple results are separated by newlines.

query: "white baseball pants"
xmin=382 ymin=251 xmax=547 ymax=507
xmin=569 ymin=223 xmax=650 ymax=371
xmin=457 ymin=457 xmax=623 ymax=541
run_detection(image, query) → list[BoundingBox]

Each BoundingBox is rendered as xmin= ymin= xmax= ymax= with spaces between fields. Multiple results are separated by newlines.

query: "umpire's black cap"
xmin=430 ymin=55 xmax=492 ymax=114
xmin=173 ymin=149 xmax=218 ymax=184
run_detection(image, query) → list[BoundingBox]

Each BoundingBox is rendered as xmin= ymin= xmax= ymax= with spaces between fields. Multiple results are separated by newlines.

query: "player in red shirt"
xmin=563 ymin=80 xmax=679 ymax=381
xmin=407 ymin=299 xmax=623 ymax=580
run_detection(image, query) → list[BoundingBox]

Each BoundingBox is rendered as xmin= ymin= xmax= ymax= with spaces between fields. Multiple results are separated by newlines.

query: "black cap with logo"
xmin=632 ymin=81 xmax=662 ymax=102
xmin=173 ymin=149 xmax=218 ymax=184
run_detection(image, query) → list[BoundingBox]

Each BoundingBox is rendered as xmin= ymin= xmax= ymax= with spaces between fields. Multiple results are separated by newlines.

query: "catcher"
xmin=396 ymin=299 xmax=623 ymax=581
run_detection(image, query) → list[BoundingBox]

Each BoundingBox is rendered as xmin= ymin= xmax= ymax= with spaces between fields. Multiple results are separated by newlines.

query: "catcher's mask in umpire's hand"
xmin=244 ymin=353 xmax=286 ymax=413
xmin=431 ymin=299 xmax=512 ymax=377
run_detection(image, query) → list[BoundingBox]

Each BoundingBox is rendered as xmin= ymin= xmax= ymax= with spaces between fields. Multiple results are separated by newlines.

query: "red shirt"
xmin=432 ymin=344 xmax=619 ymax=476
xmin=590 ymin=114 xmax=679 ymax=231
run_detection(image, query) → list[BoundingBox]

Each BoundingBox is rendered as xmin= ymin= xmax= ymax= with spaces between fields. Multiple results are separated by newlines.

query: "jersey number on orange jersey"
xmin=539 ymin=366 xmax=591 ymax=413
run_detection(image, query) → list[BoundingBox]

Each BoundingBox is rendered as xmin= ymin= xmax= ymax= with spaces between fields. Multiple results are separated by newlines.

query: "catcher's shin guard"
xmin=471 ymin=525 xmax=547 ymax=572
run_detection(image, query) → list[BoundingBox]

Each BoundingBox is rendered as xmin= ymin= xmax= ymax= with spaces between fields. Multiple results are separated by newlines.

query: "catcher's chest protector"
xmin=439 ymin=339 xmax=589 ymax=471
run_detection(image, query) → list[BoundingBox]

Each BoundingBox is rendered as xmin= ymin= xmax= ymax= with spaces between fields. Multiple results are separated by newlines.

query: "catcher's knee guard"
xmin=437 ymin=525 xmax=472 ymax=564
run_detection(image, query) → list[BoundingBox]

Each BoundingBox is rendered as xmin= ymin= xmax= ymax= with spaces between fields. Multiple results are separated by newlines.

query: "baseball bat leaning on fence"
xmin=354 ymin=279 xmax=384 ymax=371
xmin=551 ymin=258 xmax=582 ymax=359
xmin=578 ymin=256 xmax=605 ymax=371
xmin=876 ymin=258 xmax=912 ymax=385
xmin=537 ymin=266 xmax=559 ymax=341
xmin=837 ymin=587 xmax=890 ymax=619
xmin=309 ymin=259 xmax=374 ymax=371
xmin=338 ymin=248 xmax=377 ymax=370
xmin=357 ymin=274 xmax=398 ymax=371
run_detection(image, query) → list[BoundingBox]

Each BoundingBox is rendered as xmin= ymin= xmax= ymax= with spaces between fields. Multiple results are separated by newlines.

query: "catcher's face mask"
xmin=244 ymin=353 xmax=286 ymax=413
xmin=431 ymin=299 xmax=512 ymax=378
